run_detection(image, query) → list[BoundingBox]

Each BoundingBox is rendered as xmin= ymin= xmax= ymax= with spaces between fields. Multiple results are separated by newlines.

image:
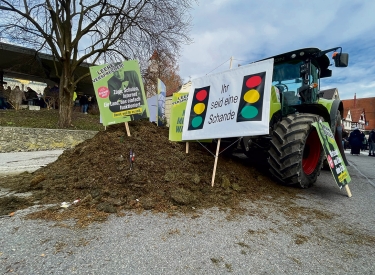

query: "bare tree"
xmin=143 ymin=49 xmax=183 ymax=98
xmin=0 ymin=0 xmax=193 ymax=127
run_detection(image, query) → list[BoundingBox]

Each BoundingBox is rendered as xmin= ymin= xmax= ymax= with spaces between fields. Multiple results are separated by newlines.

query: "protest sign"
xmin=89 ymin=60 xmax=149 ymax=126
xmin=313 ymin=121 xmax=351 ymax=189
xmin=169 ymin=92 xmax=189 ymax=141
xmin=182 ymin=59 xmax=273 ymax=140
xmin=157 ymin=79 xmax=166 ymax=126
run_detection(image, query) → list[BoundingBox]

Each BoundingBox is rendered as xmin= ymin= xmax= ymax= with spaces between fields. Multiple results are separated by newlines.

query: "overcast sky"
xmin=178 ymin=0 xmax=375 ymax=100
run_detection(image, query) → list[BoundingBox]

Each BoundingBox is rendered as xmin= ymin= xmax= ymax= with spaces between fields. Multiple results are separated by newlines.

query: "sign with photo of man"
xmin=89 ymin=60 xmax=150 ymax=126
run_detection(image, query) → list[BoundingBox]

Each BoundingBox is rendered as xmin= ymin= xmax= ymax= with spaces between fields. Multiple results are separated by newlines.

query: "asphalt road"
xmin=0 ymin=150 xmax=64 ymax=175
xmin=345 ymin=150 xmax=375 ymax=189
xmin=0 ymin=149 xmax=374 ymax=274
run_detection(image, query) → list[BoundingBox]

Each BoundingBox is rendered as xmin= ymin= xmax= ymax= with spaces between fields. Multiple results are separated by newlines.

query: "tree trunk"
xmin=58 ymin=62 xmax=74 ymax=128
xmin=58 ymin=87 xmax=73 ymax=128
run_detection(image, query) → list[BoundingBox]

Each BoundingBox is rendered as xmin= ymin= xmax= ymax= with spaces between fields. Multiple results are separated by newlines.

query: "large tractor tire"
xmin=268 ymin=113 xmax=324 ymax=188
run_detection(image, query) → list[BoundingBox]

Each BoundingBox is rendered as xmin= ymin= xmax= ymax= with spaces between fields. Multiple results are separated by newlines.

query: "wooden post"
xmin=186 ymin=142 xmax=189 ymax=154
xmin=124 ymin=122 xmax=131 ymax=136
xmin=211 ymin=138 xmax=221 ymax=187
xmin=344 ymin=184 xmax=352 ymax=198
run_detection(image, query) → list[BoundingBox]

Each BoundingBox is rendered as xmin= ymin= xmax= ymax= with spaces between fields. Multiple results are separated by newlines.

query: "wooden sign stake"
xmin=124 ymin=122 xmax=131 ymax=136
xmin=186 ymin=142 xmax=189 ymax=154
xmin=344 ymin=184 xmax=352 ymax=198
xmin=211 ymin=138 xmax=221 ymax=187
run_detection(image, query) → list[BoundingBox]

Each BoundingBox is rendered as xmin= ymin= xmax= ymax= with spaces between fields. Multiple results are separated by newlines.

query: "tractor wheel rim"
xmin=302 ymin=129 xmax=321 ymax=175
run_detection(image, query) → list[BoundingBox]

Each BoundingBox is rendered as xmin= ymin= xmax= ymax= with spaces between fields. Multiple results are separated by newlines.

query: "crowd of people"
xmin=0 ymin=84 xmax=96 ymax=113
xmin=0 ymin=85 xmax=27 ymax=110
xmin=0 ymin=84 xmax=50 ymax=109
xmin=343 ymin=128 xmax=375 ymax=156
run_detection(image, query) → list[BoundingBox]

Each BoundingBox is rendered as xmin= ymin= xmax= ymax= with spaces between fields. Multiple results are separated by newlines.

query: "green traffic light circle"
xmin=241 ymin=105 xmax=258 ymax=119
xmin=191 ymin=116 xmax=203 ymax=128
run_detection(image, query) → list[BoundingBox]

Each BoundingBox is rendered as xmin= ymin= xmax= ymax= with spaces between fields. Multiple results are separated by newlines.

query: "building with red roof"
xmin=341 ymin=94 xmax=375 ymax=133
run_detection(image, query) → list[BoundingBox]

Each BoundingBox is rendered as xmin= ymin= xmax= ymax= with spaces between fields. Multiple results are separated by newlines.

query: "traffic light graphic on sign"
xmin=236 ymin=72 xmax=266 ymax=122
xmin=187 ymin=86 xmax=210 ymax=130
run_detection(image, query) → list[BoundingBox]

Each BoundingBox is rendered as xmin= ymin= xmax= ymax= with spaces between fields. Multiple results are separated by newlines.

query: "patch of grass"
xmin=0 ymin=109 xmax=103 ymax=131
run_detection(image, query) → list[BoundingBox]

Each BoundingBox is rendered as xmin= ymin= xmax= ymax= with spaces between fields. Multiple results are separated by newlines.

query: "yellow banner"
xmin=113 ymin=108 xmax=143 ymax=118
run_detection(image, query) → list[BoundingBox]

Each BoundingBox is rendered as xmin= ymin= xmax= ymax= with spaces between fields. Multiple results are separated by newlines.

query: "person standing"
xmin=87 ymin=96 xmax=92 ymax=113
xmin=369 ymin=128 xmax=375 ymax=156
xmin=50 ymin=84 xmax=59 ymax=109
xmin=79 ymin=94 xmax=89 ymax=114
xmin=348 ymin=127 xmax=364 ymax=156
xmin=26 ymin=87 xmax=38 ymax=106
xmin=0 ymin=85 xmax=5 ymax=109
xmin=4 ymin=86 xmax=11 ymax=109
xmin=74 ymin=94 xmax=81 ymax=112
xmin=10 ymin=86 xmax=26 ymax=110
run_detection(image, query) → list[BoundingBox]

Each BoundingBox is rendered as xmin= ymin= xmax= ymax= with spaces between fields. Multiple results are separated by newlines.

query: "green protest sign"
xmin=89 ymin=60 xmax=149 ymax=126
xmin=169 ymin=92 xmax=189 ymax=141
xmin=313 ymin=121 xmax=351 ymax=189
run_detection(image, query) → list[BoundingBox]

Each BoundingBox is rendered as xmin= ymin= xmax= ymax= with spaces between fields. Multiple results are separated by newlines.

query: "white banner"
xmin=182 ymin=59 xmax=274 ymax=140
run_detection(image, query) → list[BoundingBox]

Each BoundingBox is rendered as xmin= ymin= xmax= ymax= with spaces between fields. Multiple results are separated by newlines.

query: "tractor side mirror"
xmin=333 ymin=52 xmax=349 ymax=67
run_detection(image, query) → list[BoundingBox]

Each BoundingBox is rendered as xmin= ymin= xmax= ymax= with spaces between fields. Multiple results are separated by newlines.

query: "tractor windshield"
xmin=272 ymin=60 xmax=319 ymax=114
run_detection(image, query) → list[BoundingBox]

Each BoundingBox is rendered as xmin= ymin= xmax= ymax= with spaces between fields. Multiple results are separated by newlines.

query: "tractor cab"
xmin=268 ymin=48 xmax=349 ymax=116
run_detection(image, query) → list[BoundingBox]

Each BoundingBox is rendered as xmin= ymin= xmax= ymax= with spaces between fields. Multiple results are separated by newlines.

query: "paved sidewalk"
xmin=0 ymin=150 xmax=64 ymax=175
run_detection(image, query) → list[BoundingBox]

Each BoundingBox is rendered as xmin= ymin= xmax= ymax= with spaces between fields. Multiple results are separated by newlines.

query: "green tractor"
xmin=239 ymin=47 xmax=349 ymax=188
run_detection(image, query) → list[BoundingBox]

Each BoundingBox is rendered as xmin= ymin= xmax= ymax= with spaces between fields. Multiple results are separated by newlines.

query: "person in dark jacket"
xmin=79 ymin=94 xmax=89 ymax=114
xmin=348 ymin=128 xmax=364 ymax=155
xmin=26 ymin=87 xmax=38 ymax=106
xmin=0 ymin=84 xmax=5 ymax=109
xmin=369 ymin=129 xmax=375 ymax=156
